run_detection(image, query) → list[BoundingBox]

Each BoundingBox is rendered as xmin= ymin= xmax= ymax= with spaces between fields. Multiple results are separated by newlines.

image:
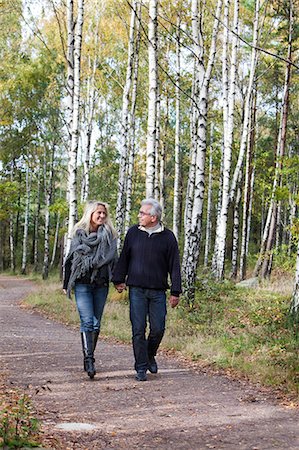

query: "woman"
xmin=63 ymin=200 xmax=118 ymax=379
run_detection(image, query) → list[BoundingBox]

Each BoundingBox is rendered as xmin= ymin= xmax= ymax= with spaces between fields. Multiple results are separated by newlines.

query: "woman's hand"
xmin=62 ymin=289 xmax=67 ymax=295
xmin=115 ymin=283 xmax=126 ymax=293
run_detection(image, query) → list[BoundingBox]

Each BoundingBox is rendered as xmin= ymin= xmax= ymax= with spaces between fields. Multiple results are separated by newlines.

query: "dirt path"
xmin=0 ymin=275 xmax=298 ymax=450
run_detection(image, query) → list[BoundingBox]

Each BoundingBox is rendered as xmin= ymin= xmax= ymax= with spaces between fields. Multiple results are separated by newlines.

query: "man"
xmin=112 ymin=198 xmax=182 ymax=381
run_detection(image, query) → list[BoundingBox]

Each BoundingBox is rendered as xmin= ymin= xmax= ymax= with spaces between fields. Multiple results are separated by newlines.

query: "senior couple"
xmin=63 ymin=198 xmax=182 ymax=381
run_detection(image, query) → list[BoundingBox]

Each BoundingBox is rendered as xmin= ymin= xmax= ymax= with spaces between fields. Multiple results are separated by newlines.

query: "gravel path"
xmin=0 ymin=275 xmax=298 ymax=449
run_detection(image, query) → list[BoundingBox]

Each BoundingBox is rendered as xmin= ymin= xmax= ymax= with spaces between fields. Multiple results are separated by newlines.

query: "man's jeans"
xmin=74 ymin=284 xmax=108 ymax=332
xmin=129 ymin=287 xmax=166 ymax=372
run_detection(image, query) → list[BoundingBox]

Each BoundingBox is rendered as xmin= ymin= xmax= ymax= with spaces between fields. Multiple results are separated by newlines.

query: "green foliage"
xmin=0 ymin=389 xmax=40 ymax=448
xmin=0 ymin=180 xmax=20 ymax=221
xmin=176 ymin=274 xmax=298 ymax=393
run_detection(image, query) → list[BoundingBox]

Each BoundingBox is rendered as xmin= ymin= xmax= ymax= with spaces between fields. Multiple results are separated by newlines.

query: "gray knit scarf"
xmin=65 ymin=225 xmax=117 ymax=298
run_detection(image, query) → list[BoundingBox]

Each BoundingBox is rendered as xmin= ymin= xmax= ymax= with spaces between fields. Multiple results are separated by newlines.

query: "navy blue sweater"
xmin=112 ymin=225 xmax=182 ymax=296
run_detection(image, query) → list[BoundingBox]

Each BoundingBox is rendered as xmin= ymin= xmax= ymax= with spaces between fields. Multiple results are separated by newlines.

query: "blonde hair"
xmin=72 ymin=200 xmax=117 ymax=238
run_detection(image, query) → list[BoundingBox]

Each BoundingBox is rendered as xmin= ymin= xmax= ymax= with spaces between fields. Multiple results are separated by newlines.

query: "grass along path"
xmin=22 ymin=272 xmax=299 ymax=402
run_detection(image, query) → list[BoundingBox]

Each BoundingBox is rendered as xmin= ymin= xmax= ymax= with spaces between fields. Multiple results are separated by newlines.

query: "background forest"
xmin=0 ymin=0 xmax=298 ymax=313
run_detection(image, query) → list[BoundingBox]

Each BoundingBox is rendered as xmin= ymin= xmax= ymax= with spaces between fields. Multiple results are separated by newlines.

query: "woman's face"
xmin=90 ymin=205 xmax=107 ymax=231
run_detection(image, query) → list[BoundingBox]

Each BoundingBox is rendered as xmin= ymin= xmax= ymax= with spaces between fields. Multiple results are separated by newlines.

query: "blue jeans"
xmin=129 ymin=287 xmax=166 ymax=372
xmin=74 ymin=284 xmax=108 ymax=332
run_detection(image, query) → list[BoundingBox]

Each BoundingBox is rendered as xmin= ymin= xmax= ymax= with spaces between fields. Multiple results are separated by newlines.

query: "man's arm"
xmin=111 ymin=229 xmax=131 ymax=286
xmin=168 ymin=234 xmax=182 ymax=297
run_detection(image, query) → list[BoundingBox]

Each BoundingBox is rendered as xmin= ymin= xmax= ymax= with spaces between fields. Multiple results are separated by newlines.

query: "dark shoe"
xmin=148 ymin=357 xmax=158 ymax=374
xmin=135 ymin=370 xmax=147 ymax=381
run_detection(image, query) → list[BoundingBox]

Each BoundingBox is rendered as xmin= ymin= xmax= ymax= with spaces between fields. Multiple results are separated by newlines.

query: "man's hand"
xmin=62 ymin=289 xmax=67 ymax=295
xmin=169 ymin=295 xmax=179 ymax=308
xmin=115 ymin=283 xmax=126 ymax=293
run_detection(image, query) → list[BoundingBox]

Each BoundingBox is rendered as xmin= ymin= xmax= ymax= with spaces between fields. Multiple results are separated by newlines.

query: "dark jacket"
xmin=63 ymin=257 xmax=109 ymax=290
xmin=112 ymin=225 xmax=182 ymax=296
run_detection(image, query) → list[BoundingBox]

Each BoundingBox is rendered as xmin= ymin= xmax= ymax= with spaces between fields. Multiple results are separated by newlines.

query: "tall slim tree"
xmin=146 ymin=0 xmax=158 ymax=198
xmin=66 ymin=0 xmax=84 ymax=253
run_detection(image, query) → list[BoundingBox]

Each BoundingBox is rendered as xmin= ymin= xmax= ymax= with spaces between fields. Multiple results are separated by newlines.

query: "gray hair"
xmin=141 ymin=198 xmax=162 ymax=221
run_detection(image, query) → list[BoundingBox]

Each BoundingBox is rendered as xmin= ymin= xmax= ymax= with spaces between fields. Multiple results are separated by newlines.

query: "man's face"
xmin=138 ymin=204 xmax=158 ymax=228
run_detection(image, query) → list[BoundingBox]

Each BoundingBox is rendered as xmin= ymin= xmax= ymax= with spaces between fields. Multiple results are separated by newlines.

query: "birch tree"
xmin=125 ymin=1 xmax=142 ymax=232
xmin=81 ymin=7 xmax=101 ymax=202
xmin=173 ymin=13 xmax=181 ymax=239
xmin=254 ymin=1 xmax=293 ymax=278
xmin=66 ymin=0 xmax=84 ymax=253
xmin=239 ymin=92 xmax=256 ymax=280
xmin=146 ymin=0 xmax=158 ymax=198
xmin=21 ymin=164 xmax=32 ymax=275
xmin=182 ymin=0 xmax=223 ymax=302
xmin=289 ymin=238 xmax=299 ymax=321
xmin=42 ymin=146 xmax=55 ymax=280
xmin=212 ymin=0 xmax=240 ymax=279
xmin=204 ymin=123 xmax=214 ymax=267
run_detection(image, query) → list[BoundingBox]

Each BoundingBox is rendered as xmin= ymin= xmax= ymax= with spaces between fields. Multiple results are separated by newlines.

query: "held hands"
xmin=169 ymin=295 xmax=180 ymax=308
xmin=115 ymin=283 xmax=126 ymax=293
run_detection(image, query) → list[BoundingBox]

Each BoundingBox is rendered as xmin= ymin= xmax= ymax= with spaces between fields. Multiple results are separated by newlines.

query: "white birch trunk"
xmin=229 ymin=0 xmax=259 ymax=203
xmin=50 ymin=212 xmax=60 ymax=268
xmin=213 ymin=0 xmax=239 ymax=279
xmin=183 ymin=0 xmax=204 ymax=262
xmin=204 ymin=123 xmax=214 ymax=267
xmin=9 ymin=168 xmax=15 ymax=271
xmin=246 ymin=166 xmax=255 ymax=257
xmin=182 ymin=0 xmax=223 ymax=301
xmin=9 ymin=214 xmax=15 ymax=271
xmin=116 ymin=0 xmax=137 ymax=244
xmin=173 ymin=16 xmax=181 ymax=239
xmin=33 ymin=163 xmax=41 ymax=271
xmin=66 ymin=0 xmax=84 ymax=254
xmin=42 ymin=147 xmax=54 ymax=280
xmin=146 ymin=0 xmax=158 ymax=198
xmin=290 ymin=238 xmax=299 ymax=318
xmin=239 ymin=92 xmax=256 ymax=280
xmin=21 ymin=165 xmax=32 ymax=275
xmin=125 ymin=1 xmax=141 ymax=232
xmin=154 ymin=87 xmax=161 ymax=201
xmin=254 ymin=1 xmax=292 ymax=277
xmin=160 ymin=95 xmax=169 ymax=215
xmin=66 ymin=0 xmax=74 ymax=138
xmin=230 ymin=183 xmax=242 ymax=279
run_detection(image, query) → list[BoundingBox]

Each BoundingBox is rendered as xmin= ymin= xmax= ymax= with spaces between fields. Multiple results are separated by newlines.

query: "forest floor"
xmin=0 ymin=275 xmax=298 ymax=450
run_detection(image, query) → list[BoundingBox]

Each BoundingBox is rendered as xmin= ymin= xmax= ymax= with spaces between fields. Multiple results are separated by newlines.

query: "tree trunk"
xmin=125 ymin=0 xmax=141 ymax=232
xmin=42 ymin=146 xmax=55 ymax=280
xmin=230 ymin=183 xmax=242 ymax=279
xmin=254 ymin=1 xmax=293 ymax=278
xmin=66 ymin=0 xmax=84 ymax=253
xmin=50 ymin=212 xmax=61 ymax=269
xmin=146 ymin=0 xmax=158 ymax=198
xmin=239 ymin=90 xmax=256 ymax=280
xmin=229 ymin=0 xmax=259 ymax=203
xmin=116 ymin=0 xmax=138 ymax=245
xmin=204 ymin=123 xmax=214 ymax=267
xmin=173 ymin=15 xmax=181 ymax=239
xmin=289 ymin=238 xmax=299 ymax=321
xmin=182 ymin=0 xmax=222 ymax=302
xmin=21 ymin=165 xmax=32 ymax=275
xmin=213 ymin=0 xmax=239 ymax=279
xmin=33 ymin=163 xmax=41 ymax=272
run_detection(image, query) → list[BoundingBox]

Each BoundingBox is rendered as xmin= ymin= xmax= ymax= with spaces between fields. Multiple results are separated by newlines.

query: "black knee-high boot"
xmin=81 ymin=331 xmax=96 ymax=379
xmin=92 ymin=330 xmax=100 ymax=352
